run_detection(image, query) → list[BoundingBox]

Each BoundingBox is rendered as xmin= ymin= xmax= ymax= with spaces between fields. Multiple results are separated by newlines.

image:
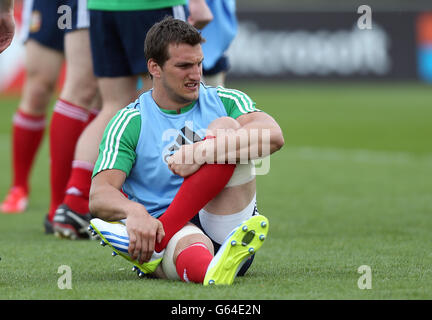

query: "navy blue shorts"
xmin=89 ymin=6 xmax=186 ymax=77
xmin=21 ymin=0 xmax=90 ymax=52
xmin=203 ymin=55 xmax=230 ymax=76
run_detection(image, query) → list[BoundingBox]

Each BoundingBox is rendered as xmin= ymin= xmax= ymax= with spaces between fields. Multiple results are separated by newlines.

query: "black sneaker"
xmin=44 ymin=214 xmax=54 ymax=234
xmin=52 ymin=204 xmax=95 ymax=240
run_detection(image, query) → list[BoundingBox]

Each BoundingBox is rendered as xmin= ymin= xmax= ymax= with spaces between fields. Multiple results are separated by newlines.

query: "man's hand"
xmin=187 ymin=0 xmax=213 ymax=30
xmin=126 ymin=205 xmax=165 ymax=265
xmin=167 ymin=143 xmax=203 ymax=177
xmin=0 ymin=11 xmax=15 ymax=54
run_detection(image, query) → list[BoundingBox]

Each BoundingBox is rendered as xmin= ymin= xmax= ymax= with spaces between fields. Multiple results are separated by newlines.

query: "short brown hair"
xmin=144 ymin=16 xmax=205 ymax=67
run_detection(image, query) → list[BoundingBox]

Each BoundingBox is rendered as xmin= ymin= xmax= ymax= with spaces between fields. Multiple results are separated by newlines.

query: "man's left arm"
xmin=210 ymin=86 xmax=284 ymax=162
xmin=196 ymin=111 xmax=284 ymax=164
xmin=168 ymin=87 xmax=284 ymax=176
xmin=168 ymin=111 xmax=284 ymax=176
xmin=233 ymin=110 xmax=284 ymax=159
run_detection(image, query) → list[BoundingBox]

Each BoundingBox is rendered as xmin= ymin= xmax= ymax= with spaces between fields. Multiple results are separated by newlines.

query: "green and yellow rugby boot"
xmin=203 ymin=214 xmax=269 ymax=286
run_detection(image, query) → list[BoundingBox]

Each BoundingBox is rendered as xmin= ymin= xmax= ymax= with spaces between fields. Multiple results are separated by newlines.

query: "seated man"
xmin=88 ymin=17 xmax=284 ymax=285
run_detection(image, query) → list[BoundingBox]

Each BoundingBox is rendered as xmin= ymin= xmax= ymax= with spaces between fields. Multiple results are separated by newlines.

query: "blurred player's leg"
xmin=203 ymin=56 xmax=230 ymax=87
xmin=48 ymin=28 xmax=98 ymax=224
xmin=203 ymin=72 xmax=225 ymax=87
xmin=70 ymin=75 xmax=140 ymax=203
xmin=53 ymin=76 xmax=141 ymax=239
xmin=1 ymin=40 xmax=63 ymax=214
xmin=52 ymin=6 xmax=173 ymax=237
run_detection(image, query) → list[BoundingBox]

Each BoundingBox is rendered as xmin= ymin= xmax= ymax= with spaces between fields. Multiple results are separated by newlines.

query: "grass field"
xmin=0 ymin=81 xmax=431 ymax=300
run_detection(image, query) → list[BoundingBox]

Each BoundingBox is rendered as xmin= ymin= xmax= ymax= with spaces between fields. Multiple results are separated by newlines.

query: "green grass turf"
xmin=0 ymin=81 xmax=431 ymax=299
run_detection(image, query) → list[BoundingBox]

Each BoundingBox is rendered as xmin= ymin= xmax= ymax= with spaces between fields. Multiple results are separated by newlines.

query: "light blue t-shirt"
xmin=93 ymin=83 xmax=259 ymax=218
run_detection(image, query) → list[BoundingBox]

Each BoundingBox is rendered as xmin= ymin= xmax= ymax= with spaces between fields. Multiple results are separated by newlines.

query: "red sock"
xmin=48 ymin=99 xmax=89 ymax=220
xmin=176 ymin=242 xmax=213 ymax=283
xmin=11 ymin=110 xmax=46 ymax=194
xmin=155 ymin=163 xmax=235 ymax=252
xmin=63 ymin=160 xmax=93 ymax=214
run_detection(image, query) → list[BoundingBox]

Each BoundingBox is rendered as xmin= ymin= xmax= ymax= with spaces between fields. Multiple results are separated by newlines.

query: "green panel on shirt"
xmin=88 ymin=0 xmax=186 ymax=11
xmin=93 ymin=107 xmax=141 ymax=178
xmin=216 ymin=86 xmax=260 ymax=119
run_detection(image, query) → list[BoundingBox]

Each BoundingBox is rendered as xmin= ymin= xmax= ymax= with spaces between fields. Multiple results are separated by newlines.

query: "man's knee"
xmin=161 ymin=223 xmax=213 ymax=280
xmin=62 ymin=76 xmax=98 ymax=108
xmin=20 ymin=74 xmax=57 ymax=114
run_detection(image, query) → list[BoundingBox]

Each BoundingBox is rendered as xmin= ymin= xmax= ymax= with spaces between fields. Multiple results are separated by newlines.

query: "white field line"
xmin=287 ymin=146 xmax=432 ymax=166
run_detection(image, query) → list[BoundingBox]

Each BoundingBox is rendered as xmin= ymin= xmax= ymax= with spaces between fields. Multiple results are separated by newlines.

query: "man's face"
xmin=159 ymin=42 xmax=203 ymax=105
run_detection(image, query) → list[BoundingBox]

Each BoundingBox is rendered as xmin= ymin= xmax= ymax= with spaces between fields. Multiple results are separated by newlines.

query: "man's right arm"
xmin=90 ymin=169 xmax=165 ymax=264
xmin=89 ymin=168 xmax=134 ymax=221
